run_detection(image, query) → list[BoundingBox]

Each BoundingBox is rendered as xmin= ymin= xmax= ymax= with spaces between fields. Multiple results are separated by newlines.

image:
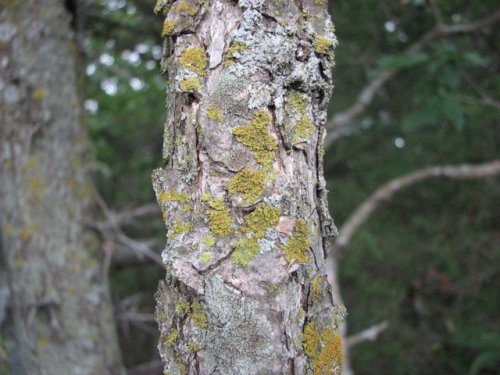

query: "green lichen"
xmin=153 ymin=0 xmax=167 ymax=14
xmin=172 ymin=0 xmax=198 ymax=16
xmin=242 ymin=204 xmax=281 ymax=239
xmin=281 ymin=219 xmax=310 ymax=264
xmin=231 ymin=237 xmax=260 ymax=267
xmin=158 ymin=189 xmax=191 ymax=204
xmin=180 ymin=47 xmax=208 ymax=76
xmin=224 ymin=41 xmax=249 ymax=66
xmin=191 ymin=301 xmax=208 ymax=328
xmin=289 ymin=92 xmax=308 ymax=112
xmin=165 ymin=328 xmax=179 ymax=347
xmin=180 ymin=77 xmax=202 ymax=92
xmin=199 ymin=252 xmax=213 ymax=265
xmin=303 ymin=322 xmax=344 ymax=375
xmin=169 ymin=219 xmax=192 ymax=238
xmin=202 ymin=235 xmax=215 ymax=247
xmin=162 ymin=19 xmax=178 ymax=36
xmin=293 ymin=114 xmax=315 ymax=143
xmin=207 ymin=105 xmax=223 ymax=122
xmin=311 ymin=275 xmax=322 ymax=301
xmin=228 ymin=168 xmax=265 ymax=204
xmin=233 ymin=109 xmax=277 ymax=165
xmin=175 ymin=299 xmax=190 ymax=315
xmin=313 ymin=37 xmax=334 ymax=54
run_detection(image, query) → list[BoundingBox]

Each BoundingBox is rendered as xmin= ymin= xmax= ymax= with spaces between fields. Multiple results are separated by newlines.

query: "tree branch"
xmin=327 ymin=160 xmax=499 ymax=375
xmin=86 ymin=194 xmax=163 ymax=268
xmin=325 ymin=9 xmax=500 ymax=147
xmin=332 ymin=160 xmax=500 ymax=254
xmin=346 ymin=321 xmax=389 ymax=348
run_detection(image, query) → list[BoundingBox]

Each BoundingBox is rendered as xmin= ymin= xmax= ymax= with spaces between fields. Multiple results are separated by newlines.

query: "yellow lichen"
xmin=303 ymin=322 xmax=344 ymax=375
xmin=188 ymin=343 xmax=200 ymax=353
xmin=175 ymin=299 xmax=190 ymax=315
xmin=242 ymin=204 xmax=281 ymax=239
xmin=205 ymin=197 xmax=232 ymax=236
xmin=224 ymin=41 xmax=249 ymax=66
xmin=202 ymin=235 xmax=215 ymax=247
xmin=169 ymin=219 xmax=192 ymax=238
xmin=303 ymin=322 xmax=321 ymax=358
xmin=153 ymin=0 xmax=166 ymax=14
xmin=231 ymin=237 xmax=260 ymax=267
xmin=158 ymin=189 xmax=191 ymax=204
xmin=32 ymin=88 xmax=45 ymax=101
xmin=180 ymin=77 xmax=202 ymax=92
xmin=162 ymin=19 xmax=178 ymax=36
xmin=228 ymin=168 xmax=265 ymax=204
xmin=172 ymin=0 xmax=198 ymax=16
xmin=233 ymin=109 xmax=277 ymax=165
xmin=191 ymin=301 xmax=208 ymax=328
xmin=207 ymin=209 xmax=231 ymax=236
xmin=313 ymin=37 xmax=334 ymax=54
xmin=311 ymin=275 xmax=322 ymax=301
xmin=165 ymin=328 xmax=179 ymax=347
xmin=20 ymin=227 xmax=32 ymax=241
xmin=293 ymin=114 xmax=315 ymax=143
xmin=207 ymin=106 xmax=223 ymax=122
xmin=199 ymin=252 xmax=213 ymax=265
xmin=180 ymin=47 xmax=208 ymax=76
xmin=289 ymin=92 xmax=308 ymax=112
xmin=281 ymin=219 xmax=310 ymax=264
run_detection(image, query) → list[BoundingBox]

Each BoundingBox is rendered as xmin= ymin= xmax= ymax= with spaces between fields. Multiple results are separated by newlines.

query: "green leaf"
xmin=377 ymin=52 xmax=429 ymax=70
xmin=440 ymin=94 xmax=464 ymax=130
xmin=403 ymin=108 xmax=437 ymax=131
xmin=463 ymin=51 xmax=490 ymax=67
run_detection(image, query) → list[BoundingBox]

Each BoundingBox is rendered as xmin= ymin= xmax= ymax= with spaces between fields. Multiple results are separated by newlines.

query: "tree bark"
xmin=0 ymin=1 xmax=124 ymax=374
xmin=152 ymin=1 xmax=344 ymax=374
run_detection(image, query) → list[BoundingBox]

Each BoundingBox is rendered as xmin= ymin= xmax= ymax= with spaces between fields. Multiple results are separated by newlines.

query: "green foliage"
xmin=329 ymin=1 xmax=499 ymax=374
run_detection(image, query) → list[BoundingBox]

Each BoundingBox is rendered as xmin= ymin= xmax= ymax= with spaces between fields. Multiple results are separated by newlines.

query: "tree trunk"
xmin=152 ymin=0 xmax=344 ymax=374
xmin=0 ymin=1 xmax=124 ymax=374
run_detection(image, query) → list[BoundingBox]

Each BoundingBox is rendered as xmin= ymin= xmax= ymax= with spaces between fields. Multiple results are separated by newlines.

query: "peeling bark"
xmin=153 ymin=1 xmax=344 ymax=374
xmin=0 ymin=1 xmax=124 ymax=374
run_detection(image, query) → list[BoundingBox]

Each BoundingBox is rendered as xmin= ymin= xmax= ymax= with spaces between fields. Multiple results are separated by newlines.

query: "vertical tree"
xmin=0 ymin=0 xmax=124 ymax=373
xmin=153 ymin=0 xmax=345 ymax=373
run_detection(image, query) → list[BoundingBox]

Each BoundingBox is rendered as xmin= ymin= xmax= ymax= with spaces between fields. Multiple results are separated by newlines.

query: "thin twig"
xmin=346 ymin=321 xmax=389 ymax=348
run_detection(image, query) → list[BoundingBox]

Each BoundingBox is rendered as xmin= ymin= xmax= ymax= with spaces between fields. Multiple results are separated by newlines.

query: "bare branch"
xmin=346 ymin=321 xmax=389 ymax=348
xmin=429 ymin=0 xmax=444 ymax=27
xmin=325 ymin=10 xmax=500 ymax=147
xmin=464 ymin=73 xmax=500 ymax=110
xmin=328 ymin=160 xmax=500 ymax=375
xmin=332 ymin=160 xmax=500 ymax=254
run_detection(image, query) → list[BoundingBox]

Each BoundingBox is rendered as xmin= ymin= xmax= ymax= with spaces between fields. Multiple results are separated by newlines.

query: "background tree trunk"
xmin=153 ymin=0 xmax=345 ymax=374
xmin=0 ymin=0 xmax=124 ymax=374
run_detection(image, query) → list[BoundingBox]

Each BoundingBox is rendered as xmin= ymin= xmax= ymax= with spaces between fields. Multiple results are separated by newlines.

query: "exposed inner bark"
xmin=153 ymin=1 xmax=345 ymax=374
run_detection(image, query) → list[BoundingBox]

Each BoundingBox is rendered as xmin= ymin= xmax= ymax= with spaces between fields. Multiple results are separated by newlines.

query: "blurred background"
xmin=79 ymin=0 xmax=499 ymax=374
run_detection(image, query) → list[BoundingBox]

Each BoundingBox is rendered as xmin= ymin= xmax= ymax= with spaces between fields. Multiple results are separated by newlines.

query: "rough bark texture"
xmin=152 ymin=1 xmax=345 ymax=374
xmin=0 ymin=1 xmax=124 ymax=374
